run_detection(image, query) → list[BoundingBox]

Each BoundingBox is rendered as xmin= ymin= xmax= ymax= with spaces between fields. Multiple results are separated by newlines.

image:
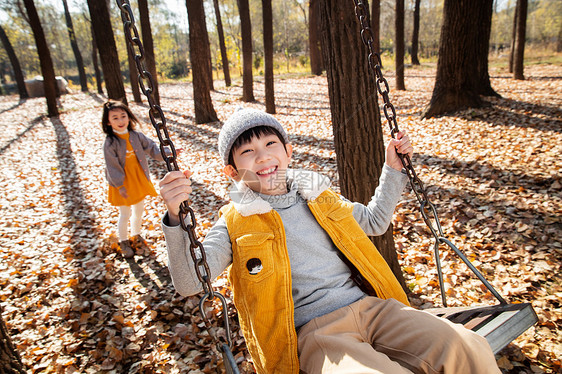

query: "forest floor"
xmin=0 ymin=62 xmax=560 ymax=373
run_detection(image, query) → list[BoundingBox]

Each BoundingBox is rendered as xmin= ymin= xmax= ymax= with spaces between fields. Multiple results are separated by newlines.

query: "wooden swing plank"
xmin=426 ymin=303 xmax=538 ymax=354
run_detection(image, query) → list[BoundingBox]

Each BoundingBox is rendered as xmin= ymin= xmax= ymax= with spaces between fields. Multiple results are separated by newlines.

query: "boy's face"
xmin=224 ymin=133 xmax=293 ymax=195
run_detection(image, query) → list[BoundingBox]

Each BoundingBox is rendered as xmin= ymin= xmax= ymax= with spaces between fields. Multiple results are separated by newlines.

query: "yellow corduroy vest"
xmin=220 ymin=188 xmax=409 ymax=374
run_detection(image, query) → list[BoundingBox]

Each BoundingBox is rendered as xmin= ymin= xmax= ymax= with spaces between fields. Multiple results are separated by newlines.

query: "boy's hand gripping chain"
xmin=115 ymin=2 xmax=240 ymax=372
xmin=352 ymin=0 xmax=506 ymax=307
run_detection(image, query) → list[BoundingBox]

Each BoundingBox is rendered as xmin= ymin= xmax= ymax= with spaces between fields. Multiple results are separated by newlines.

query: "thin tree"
xmin=213 ymin=0 xmax=231 ymax=86
xmin=0 ymin=24 xmax=28 ymax=99
xmin=422 ymin=0 xmax=496 ymax=118
xmin=371 ymin=0 xmax=380 ymax=55
xmin=86 ymin=0 xmax=126 ymax=103
xmin=0 ymin=304 xmax=26 ymax=373
xmin=262 ymin=0 xmax=275 ymax=113
xmin=23 ymin=0 xmax=58 ymax=117
xmin=308 ymin=0 xmax=322 ymax=75
xmin=186 ymin=0 xmax=218 ymax=123
xmin=62 ymin=0 xmax=87 ymax=92
xmin=513 ymin=0 xmax=527 ymax=80
xmin=395 ymin=0 xmax=405 ymax=90
xmin=126 ymin=42 xmax=142 ymax=103
xmin=319 ymin=0 xmax=407 ymax=289
xmin=115 ymin=0 xmax=141 ymax=103
xmin=138 ymin=0 xmax=160 ymax=105
xmin=509 ymin=1 xmax=519 ymax=73
xmin=557 ymin=19 xmax=562 ymax=53
xmin=476 ymin=0 xmax=500 ymax=97
xmin=87 ymin=16 xmax=103 ymax=94
xmin=411 ymin=0 xmax=421 ymax=65
xmin=237 ymin=0 xmax=255 ymax=102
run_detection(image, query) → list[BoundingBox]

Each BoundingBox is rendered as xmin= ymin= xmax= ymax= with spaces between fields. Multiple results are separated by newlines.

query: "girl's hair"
xmin=101 ymin=99 xmax=140 ymax=138
xmin=228 ymin=126 xmax=288 ymax=167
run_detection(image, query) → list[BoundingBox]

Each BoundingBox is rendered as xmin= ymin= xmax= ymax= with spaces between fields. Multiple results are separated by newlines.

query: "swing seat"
xmin=426 ymin=303 xmax=538 ymax=354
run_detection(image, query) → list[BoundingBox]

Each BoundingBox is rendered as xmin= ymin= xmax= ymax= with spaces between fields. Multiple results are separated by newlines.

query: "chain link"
xmin=352 ymin=0 xmax=506 ymax=307
xmin=115 ymin=0 xmax=236 ymax=355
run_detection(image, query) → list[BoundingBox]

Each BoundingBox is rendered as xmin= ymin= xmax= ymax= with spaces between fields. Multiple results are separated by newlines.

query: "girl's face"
xmin=108 ymin=108 xmax=130 ymax=133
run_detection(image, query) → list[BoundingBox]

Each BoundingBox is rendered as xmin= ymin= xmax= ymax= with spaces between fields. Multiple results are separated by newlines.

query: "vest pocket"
xmin=326 ymin=205 xmax=351 ymax=221
xmin=234 ymin=232 xmax=275 ymax=283
xmin=326 ymin=206 xmax=365 ymax=241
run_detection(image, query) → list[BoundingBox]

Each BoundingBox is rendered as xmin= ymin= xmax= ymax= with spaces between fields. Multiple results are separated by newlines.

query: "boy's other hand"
xmin=159 ymin=169 xmax=193 ymax=226
xmin=386 ymin=131 xmax=413 ymax=171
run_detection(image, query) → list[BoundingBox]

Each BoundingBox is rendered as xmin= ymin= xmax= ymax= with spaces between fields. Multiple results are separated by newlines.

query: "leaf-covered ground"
xmin=0 ymin=63 xmax=560 ymax=373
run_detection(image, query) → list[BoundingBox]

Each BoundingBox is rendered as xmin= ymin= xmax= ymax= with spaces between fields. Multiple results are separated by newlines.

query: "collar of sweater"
xmin=229 ymin=169 xmax=331 ymax=216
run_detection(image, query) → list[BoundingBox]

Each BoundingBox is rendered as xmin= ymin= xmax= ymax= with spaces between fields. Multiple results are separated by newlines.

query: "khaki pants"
xmin=297 ymin=297 xmax=500 ymax=374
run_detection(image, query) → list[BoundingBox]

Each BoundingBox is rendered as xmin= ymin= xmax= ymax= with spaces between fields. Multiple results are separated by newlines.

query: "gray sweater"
xmin=103 ymin=130 xmax=163 ymax=188
xmin=163 ymin=164 xmax=408 ymax=328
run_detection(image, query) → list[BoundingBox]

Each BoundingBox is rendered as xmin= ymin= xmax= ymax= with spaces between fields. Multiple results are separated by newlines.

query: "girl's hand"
xmin=385 ymin=131 xmax=413 ymax=171
xmin=119 ymin=187 xmax=129 ymax=199
xmin=159 ymin=169 xmax=193 ymax=226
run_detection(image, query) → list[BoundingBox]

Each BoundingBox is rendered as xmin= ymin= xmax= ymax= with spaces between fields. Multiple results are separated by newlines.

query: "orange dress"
xmin=108 ymin=132 xmax=157 ymax=206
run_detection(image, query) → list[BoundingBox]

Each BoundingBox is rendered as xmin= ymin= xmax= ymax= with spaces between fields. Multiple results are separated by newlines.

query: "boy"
xmin=159 ymin=108 xmax=500 ymax=373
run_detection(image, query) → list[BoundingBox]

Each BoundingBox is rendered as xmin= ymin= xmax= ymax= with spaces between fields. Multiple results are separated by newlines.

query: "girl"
xmin=102 ymin=99 xmax=163 ymax=258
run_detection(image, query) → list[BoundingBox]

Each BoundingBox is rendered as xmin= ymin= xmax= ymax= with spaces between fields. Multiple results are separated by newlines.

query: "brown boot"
xmin=130 ymin=234 xmax=149 ymax=255
xmin=119 ymin=240 xmax=134 ymax=258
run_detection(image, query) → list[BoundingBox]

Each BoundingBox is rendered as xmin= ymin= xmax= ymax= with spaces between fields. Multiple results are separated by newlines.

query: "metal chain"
xmin=115 ymin=1 xmax=239 ymax=367
xmin=352 ymin=0 xmax=506 ymax=306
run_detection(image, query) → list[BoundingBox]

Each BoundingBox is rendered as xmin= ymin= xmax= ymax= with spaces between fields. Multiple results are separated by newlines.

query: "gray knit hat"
xmin=218 ymin=108 xmax=289 ymax=165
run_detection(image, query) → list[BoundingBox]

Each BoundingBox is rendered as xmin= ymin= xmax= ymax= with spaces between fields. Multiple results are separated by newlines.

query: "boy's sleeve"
xmin=162 ymin=213 xmax=233 ymax=296
xmin=352 ymin=164 xmax=409 ymax=236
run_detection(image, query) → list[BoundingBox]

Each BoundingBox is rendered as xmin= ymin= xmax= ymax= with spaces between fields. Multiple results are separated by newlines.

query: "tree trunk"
xmin=421 ymin=1 xmax=494 ymax=119
xmin=319 ymin=0 xmax=407 ymax=291
xmin=237 ymin=0 xmax=255 ymax=102
xmin=62 ymin=0 xmax=87 ymax=92
xmin=308 ymin=0 xmax=323 ymax=76
xmin=213 ymin=0 xmax=231 ymax=86
xmin=23 ymin=0 xmax=58 ymax=117
xmin=370 ymin=0 xmax=380 ymax=55
xmin=262 ymin=0 xmax=275 ymax=114
xmin=87 ymin=0 xmax=126 ymax=104
xmin=557 ymin=19 xmax=562 ymax=53
xmin=90 ymin=20 xmax=103 ymax=94
xmin=126 ymin=43 xmax=142 ymax=103
xmin=0 ymin=303 xmax=26 ymax=373
xmin=476 ymin=0 xmax=500 ymax=97
xmin=395 ymin=0 xmax=405 ymax=90
xmin=513 ymin=0 xmax=527 ymax=80
xmin=509 ymin=1 xmax=519 ymax=73
xmin=411 ymin=0 xmax=421 ymax=65
xmin=0 ymin=24 xmax=28 ymax=99
xmin=186 ymin=0 xmax=218 ymax=123
xmin=138 ymin=0 xmax=160 ymax=105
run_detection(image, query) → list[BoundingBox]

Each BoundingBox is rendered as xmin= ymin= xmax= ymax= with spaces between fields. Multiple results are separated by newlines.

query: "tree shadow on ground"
xmin=478 ymin=98 xmax=562 ymax=133
xmin=407 ymin=96 xmax=561 ymax=133
xmin=414 ymin=153 xmax=558 ymax=190
xmin=0 ymin=115 xmax=44 ymax=155
xmin=51 ymin=116 xmax=118 ymax=366
xmin=122 ymin=254 xmax=172 ymax=291
xmin=87 ymin=92 xmax=107 ymax=104
xmin=0 ymin=99 xmax=26 ymax=115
